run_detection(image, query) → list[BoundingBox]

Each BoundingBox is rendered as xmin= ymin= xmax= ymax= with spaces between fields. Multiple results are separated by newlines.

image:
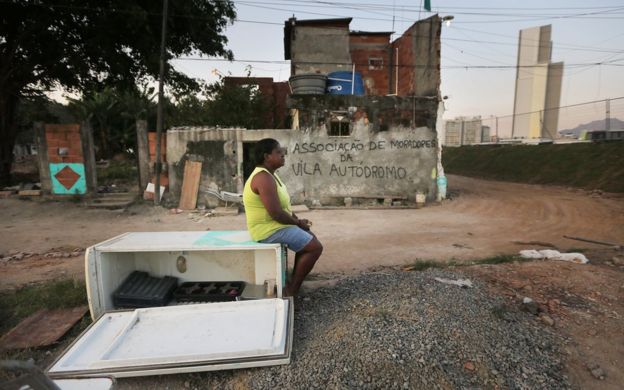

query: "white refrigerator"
xmin=47 ymin=231 xmax=293 ymax=379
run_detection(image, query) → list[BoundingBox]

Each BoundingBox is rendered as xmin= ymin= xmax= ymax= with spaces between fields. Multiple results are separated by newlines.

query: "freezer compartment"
xmin=85 ymin=231 xmax=286 ymax=319
xmin=113 ymin=271 xmax=178 ymax=308
xmin=47 ymin=298 xmax=293 ymax=378
xmin=173 ymin=281 xmax=245 ymax=303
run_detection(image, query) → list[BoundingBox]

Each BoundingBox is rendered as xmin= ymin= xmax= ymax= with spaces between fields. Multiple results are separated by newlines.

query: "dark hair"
xmin=253 ymin=138 xmax=280 ymax=166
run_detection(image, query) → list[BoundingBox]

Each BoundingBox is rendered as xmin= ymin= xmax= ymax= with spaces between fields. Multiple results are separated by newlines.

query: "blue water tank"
xmin=326 ymin=71 xmax=365 ymax=95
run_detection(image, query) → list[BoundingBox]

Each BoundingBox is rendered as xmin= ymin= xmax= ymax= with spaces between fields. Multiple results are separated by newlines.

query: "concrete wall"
xmin=290 ymin=24 xmax=352 ymax=75
xmin=167 ymin=95 xmax=441 ymax=207
xmin=392 ymin=15 xmax=441 ymax=97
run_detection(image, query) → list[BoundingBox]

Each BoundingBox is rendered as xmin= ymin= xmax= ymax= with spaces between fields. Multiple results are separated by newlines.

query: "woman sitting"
xmin=243 ymin=138 xmax=323 ymax=296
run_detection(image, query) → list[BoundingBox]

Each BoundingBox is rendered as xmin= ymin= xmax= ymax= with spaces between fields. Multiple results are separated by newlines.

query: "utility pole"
xmin=154 ymin=0 xmax=169 ymax=205
xmin=606 ymin=98 xmax=611 ymax=131
xmin=495 ymin=116 xmax=499 ymax=143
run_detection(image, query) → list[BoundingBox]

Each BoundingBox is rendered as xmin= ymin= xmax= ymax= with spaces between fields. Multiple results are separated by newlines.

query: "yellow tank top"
xmin=243 ymin=167 xmax=292 ymax=241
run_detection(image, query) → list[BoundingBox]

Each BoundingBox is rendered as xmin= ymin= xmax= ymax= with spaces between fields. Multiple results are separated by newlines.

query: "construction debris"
xmin=212 ymin=207 xmax=239 ymax=216
xmin=519 ymin=249 xmax=589 ymax=264
xmin=433 ymin=277 xmax=473 ymax=288
xmin=17 ymin=190 xmax=41 ymax=196
xmin=0 ymin=306 xmax=88 ymax=350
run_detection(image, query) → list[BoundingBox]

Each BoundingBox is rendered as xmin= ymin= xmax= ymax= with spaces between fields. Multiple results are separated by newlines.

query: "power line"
xmin=495 ymin=96 xmax=624 ymax=120
xmin=234 ymin=0 xmax=624 ymax=14
xmin=4 ymin=1 xmax=622 ymax=55
xmin=233 ymin=1 xmax=624 ymax=22
xmin=6 ymin=0 xmax=624 ymax=76
xmin=448 ymin=26 xmax=624 ymax=55
xmin=174 ymin=56 xmax=624 ymax=70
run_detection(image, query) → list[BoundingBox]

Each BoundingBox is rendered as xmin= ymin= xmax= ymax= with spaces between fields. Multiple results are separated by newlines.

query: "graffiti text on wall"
xmin=289 ymin=138 xmax=435 ymax=180
xmin=291 ymin=162 xmax=407 ymax=179
xmin=291 ymin=138 xmax=437 ymax=155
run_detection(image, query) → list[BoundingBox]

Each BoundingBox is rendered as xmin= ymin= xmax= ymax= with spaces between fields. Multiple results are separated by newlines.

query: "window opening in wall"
xmin=368 ymin=57 xmax=383 ymax=70
xmin=328 ymin=111 xmax=351 ymax=137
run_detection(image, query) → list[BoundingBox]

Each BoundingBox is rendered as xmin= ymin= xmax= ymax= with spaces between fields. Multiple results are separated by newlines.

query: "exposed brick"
xmin=46 ymin=140 xmax=60 ymax=149
xmin=46 ymin=132 xmax=65 ymax=142
xmin=350 ymin=33 xmax=392 ymax=95
xmin=151 ymin=174 xmax=169 ymax=187
xmin=68 ymin=141 xmax=84 ymax=155
xmin=63 ymin=156 xmax=84 ymax=164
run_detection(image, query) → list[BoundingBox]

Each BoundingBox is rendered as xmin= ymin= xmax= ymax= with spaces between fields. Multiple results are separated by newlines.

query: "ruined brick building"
xmin=167 ymin=15 xmax=446 ymax=207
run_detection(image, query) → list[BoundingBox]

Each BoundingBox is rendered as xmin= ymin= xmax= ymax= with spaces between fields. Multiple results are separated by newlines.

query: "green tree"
xmin=206 ymin=78 xmax=271 ymax=129
xmin=68 ymin=87 xmax=120 ymax=159
xmin=167 ymin=70 xmax=273 ymax=129
xmin=0 ymin=0 xmax=236 ymax=185
xmin=69 ymin=85 xmax=157 ymax=158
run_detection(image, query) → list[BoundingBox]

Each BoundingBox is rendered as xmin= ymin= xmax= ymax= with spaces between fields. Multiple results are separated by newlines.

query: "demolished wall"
xmin=167 ymin=95 xmax=441 ymax=207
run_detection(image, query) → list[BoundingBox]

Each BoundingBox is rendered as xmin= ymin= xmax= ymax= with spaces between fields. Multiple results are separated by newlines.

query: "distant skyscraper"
xmin=512 ymin=25 xmax=563 ymax=139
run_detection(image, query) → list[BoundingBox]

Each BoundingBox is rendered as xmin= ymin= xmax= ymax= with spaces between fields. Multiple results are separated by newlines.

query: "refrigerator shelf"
xmin=112 ymin=271 xmax=178 ymax=308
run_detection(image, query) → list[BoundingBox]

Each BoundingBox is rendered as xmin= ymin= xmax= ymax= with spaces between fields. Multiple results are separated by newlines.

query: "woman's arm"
xmin=252 ymin=172 xmax=305 ymax=227
xmin=292 ymin=212 xmax=311 ymax=231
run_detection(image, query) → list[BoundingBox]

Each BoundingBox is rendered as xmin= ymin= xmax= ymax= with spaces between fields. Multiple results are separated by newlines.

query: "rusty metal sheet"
xmin=0 ymin=306 xmax=88 ymax=350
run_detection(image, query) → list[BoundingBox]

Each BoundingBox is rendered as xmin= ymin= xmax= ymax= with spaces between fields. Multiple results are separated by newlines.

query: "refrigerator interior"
xmin=85 ymin=232 xmax=286 ymax=319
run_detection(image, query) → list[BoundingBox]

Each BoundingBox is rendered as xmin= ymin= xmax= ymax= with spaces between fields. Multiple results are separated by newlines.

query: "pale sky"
xmin=170 ymin=0 xmax=624 ymax=137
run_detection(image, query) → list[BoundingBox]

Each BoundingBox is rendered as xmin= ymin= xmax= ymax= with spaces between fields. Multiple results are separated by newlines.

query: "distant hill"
xmin=559 ymin=118 xmax=624 ymax=138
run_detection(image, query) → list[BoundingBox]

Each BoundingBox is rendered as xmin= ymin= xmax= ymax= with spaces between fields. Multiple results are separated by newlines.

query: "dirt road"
xmin=2 ymin=174 xmax=623 ymax=284
xmin=1 ymin=175 xmax=623 ymax=389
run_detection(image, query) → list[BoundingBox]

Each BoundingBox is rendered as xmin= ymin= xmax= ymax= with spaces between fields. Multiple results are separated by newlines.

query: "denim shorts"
xmin=260 ymin=226 xmax=313 ymax=252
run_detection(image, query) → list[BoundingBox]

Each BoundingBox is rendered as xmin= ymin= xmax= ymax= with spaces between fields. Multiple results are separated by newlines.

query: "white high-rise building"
xmin=512 ymin=25 xmax=563 ymax=139
xmin=445 ymin=117 xmax=483 ymax=146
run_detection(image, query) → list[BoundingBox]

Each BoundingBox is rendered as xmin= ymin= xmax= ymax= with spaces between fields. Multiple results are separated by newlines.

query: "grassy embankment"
xmin=442 ymin=142 xmax=624 ymax=193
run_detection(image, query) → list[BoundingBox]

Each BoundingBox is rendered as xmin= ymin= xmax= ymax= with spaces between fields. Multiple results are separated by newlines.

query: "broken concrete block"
xmin=213 ymin=207 xmax=239 ymax=216
xmin=18 ymin=190 xmax=42 ymax=196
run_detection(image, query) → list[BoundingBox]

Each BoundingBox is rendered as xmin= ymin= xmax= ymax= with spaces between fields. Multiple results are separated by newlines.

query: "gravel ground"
xmin=120 ymin=269 xmax=570 ymax=390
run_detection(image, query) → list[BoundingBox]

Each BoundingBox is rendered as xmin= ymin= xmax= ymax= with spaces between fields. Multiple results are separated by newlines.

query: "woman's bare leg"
xmin=286 ymin=237 xmax=323 ymax=296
